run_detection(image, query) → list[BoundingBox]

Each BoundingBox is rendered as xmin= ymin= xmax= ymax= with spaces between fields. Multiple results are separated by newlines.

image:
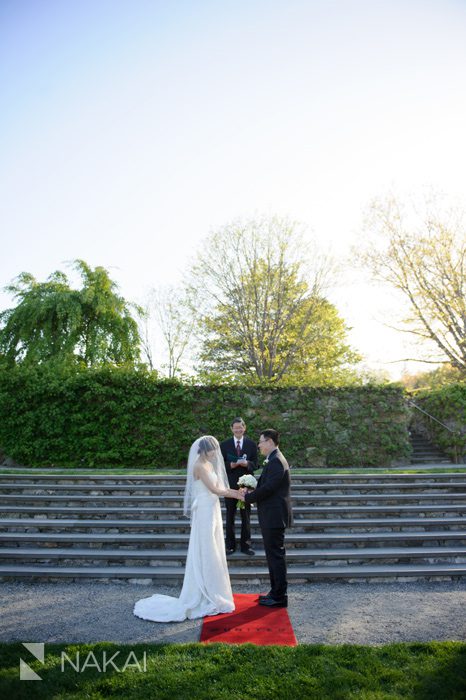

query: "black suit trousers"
xmin=262 ymin=527 xmax=287 ymax=599
xmin=225 ymin=498 xmax=251 ymax=550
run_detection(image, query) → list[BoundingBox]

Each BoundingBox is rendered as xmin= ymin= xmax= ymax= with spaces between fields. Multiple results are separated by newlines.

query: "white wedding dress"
xmin=134 ymin=469 xmax=234 ymax=622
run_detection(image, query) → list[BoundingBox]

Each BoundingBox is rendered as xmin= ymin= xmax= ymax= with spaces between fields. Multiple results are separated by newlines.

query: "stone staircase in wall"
xmin=409 ymin=430 xmax=452 ymax=464
xmin=0 ymin=471 xmax=466 ymax=583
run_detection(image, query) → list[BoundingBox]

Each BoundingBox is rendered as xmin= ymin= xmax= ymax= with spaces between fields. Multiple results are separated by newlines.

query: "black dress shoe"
xmin=258 ymin=596 xmax=288 ymax=608
xmin=240 ymin=548 xmax=255 ymax=556
xmin=258 ymin=591 xmax=273 ymax=601
xmin=226 ymin=548 xmax=235 ymax=555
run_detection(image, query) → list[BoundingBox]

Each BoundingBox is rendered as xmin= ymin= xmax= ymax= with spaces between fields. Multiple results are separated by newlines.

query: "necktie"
xmin=236 ymin=440 xmax=242 ymax=457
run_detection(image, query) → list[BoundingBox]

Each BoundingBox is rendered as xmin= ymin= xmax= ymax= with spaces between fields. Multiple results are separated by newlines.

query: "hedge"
xmin=0 ymin=365 xmax=412 ymax=467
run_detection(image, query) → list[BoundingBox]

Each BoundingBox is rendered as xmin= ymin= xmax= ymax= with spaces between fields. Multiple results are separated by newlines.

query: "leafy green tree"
xmin=401 ymin=364 xmax=465 ymax=391
xmin=190 ymin=216 xmax=360 ymax=384
xmin=0 ymin=260 xmax=141 ymax=367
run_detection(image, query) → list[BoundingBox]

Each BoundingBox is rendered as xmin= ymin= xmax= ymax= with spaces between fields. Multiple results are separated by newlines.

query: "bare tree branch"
xmin=359 ymin=195 xmax=466 ymax=373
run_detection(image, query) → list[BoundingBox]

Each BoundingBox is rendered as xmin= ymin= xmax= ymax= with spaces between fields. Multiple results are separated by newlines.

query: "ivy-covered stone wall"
xmin=0 ymin=366 xmax=412 ymax=467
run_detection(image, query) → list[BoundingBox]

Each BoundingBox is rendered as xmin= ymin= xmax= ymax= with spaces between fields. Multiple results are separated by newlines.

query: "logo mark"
xmin=20 ymin=643 xmax=44 ymax=681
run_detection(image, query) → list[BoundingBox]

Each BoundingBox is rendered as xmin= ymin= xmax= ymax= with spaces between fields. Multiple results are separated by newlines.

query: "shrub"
xmin=0 ymin=366 xmax=411 ymax=467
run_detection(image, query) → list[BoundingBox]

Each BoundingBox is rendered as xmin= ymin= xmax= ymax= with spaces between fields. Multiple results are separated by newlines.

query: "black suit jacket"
xmin=220 ymin=436 xmax=258 ymax=488
xmin=244 ymin=448 xmax=293 ymax=529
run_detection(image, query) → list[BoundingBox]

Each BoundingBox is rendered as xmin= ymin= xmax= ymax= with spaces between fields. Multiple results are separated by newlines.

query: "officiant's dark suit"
xmin=244 ymin=432 xmax=292 ymax=605
xmin=220 ymin=420 xmax=258 ymax=555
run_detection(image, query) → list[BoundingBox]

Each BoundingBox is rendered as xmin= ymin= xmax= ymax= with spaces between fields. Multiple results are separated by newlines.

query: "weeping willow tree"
xmin=0 ymin=260 xmax=141 ymax=367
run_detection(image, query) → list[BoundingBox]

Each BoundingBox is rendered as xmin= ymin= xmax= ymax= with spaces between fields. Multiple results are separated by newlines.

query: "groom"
xmin=239 ymin=429 xmax=292 ymax=608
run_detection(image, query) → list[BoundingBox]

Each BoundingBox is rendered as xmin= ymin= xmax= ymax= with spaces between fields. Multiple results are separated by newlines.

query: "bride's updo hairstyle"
xmin=198 ymin=436 xmax=220 ymax=456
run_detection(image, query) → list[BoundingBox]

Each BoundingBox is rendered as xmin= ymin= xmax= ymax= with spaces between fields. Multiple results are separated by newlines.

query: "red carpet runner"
xmin=200 ymin=593 xmax=297 ymax=645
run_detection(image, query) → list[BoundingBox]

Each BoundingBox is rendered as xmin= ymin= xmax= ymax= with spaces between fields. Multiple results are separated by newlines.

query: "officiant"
xmin=220 ymin=417 xmax=258 ymax=556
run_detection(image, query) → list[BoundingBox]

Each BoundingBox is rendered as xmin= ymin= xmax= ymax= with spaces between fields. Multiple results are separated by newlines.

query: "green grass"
xmin=289 ymin=467 xmax=466 ymax=475
xmin=1 ymin=642 xmax=465 ymax=699
xmin=0 ymin=467 xmax=187 ymax=475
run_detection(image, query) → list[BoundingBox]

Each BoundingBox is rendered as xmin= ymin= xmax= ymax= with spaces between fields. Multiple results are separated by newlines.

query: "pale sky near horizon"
xmin=1 ymin=0 xmax=466 ymax=378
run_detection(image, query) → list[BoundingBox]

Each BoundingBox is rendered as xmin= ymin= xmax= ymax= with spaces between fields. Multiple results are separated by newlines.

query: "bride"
xmin=133 ymin=435 xmax=242 ymax=622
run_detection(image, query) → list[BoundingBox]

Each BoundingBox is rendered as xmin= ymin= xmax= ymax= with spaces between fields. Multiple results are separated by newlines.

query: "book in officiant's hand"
xmin=227 ymin=452 xmax=247 ymax=464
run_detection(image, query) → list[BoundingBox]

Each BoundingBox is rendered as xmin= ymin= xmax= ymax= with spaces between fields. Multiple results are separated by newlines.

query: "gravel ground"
xmin=1 ymin=579 xmax=465 ymax=646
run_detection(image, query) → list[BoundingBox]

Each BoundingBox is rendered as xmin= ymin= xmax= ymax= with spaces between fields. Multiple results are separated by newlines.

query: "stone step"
xmin=2 ymin=504 xmax=466 ymax=518
xmin=410 ymin=457 xmax=451 ymax=462
xmin=410 ymin=451 xmax=447 ymax=459
xmin=1 ymin=516 xmax=465 ymax=532
xmin=2 ymin=472 xmax=464 ymax=582
xmin=0 ymin=530 xmax=466 ymax=552
xmin=1 ymin=545 xmax=465 ymax=563
xmin=2 ymin=492 xmax=466 ymax=505
xmin=1 ymin=472 xmax=465 ymax=483
xmin=410 ymin=439 xmax=448 ymax=447
xmin=409 ymin=432 xmax=451 ymax=458
xmin=410 ymin=447 xmax=448 ymax=455
xmin=1 ymin=475 xmax=465 ymax=487
xmin=2 ymin=530 xmax=466 ymax=547
xmin=2 ymin=481 xmax=466 ymax=494
xmin=1 ymin=562 xmax=465 ymax=581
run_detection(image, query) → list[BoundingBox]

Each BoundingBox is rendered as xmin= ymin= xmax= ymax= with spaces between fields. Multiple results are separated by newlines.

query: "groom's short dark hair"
xmin=261 ymin=429 xmax=279 ymax=445
xmin=231 ymin=417 xmax=245 ymax=427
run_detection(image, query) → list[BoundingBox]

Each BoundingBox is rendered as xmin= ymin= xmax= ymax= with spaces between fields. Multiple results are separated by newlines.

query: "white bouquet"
xmin=236 ymin=474 xmax=257 ymax=510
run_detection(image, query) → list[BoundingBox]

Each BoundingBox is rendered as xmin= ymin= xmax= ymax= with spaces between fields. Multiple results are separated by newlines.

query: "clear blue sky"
xmin=1 ymin=0 xmax=466 ymax=376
